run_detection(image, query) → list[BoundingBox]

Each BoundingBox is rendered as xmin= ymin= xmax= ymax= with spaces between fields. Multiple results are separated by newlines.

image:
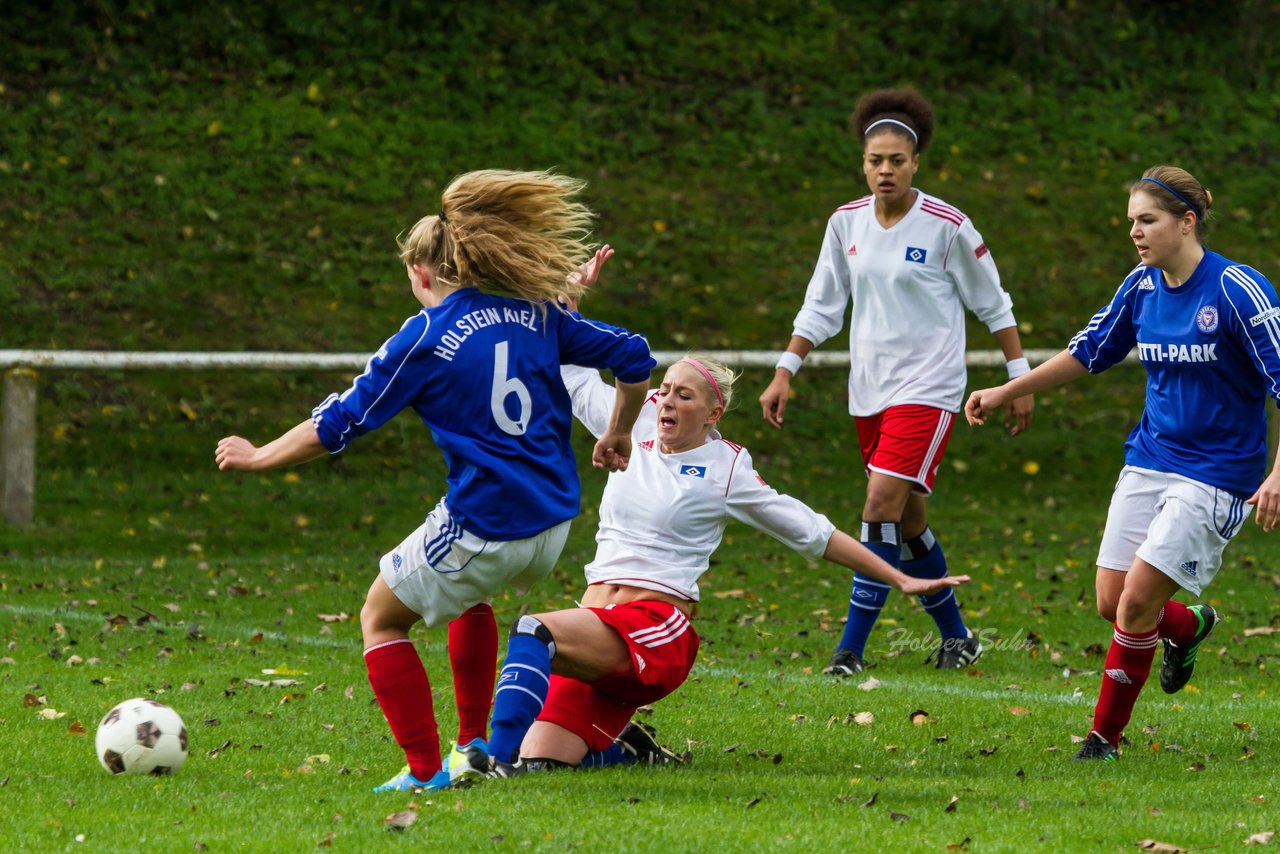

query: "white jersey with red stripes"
xmin=562 ymin=365 xmax=836 ymax=601
xmin=791 ymin=190 xmax=1017 ymax=416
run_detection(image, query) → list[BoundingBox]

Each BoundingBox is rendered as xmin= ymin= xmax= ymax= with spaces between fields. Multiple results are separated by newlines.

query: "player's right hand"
xmin=759 ymin=374 xmax=792 ymax=429
xmin=964 ymin=387 xmax=1006 ymax=426
xmin=215 ymin=436 xmax=259 ymax=471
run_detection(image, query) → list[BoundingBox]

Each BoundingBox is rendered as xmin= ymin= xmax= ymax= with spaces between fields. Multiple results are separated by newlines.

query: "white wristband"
xmin=776 ymin=351 xmax=803 ymax=376
xmin=1006 ymin=357 xmax=1030 ymax=379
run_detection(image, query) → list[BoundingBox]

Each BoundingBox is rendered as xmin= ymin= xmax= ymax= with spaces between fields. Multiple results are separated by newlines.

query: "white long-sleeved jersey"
xmin=791 ymin=191 xmax=1017 ymax=416
xmin=562 ymin=365 xmax=836 ymax=601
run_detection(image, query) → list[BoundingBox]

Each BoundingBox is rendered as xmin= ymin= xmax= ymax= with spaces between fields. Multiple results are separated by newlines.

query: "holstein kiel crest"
xmin=1196 ymin=305 xmax=1218 ymax=333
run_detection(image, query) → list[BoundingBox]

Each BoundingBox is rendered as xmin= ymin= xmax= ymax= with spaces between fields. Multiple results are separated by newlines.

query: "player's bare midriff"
xmin=581 ymin=582 xmax=693 ymax=615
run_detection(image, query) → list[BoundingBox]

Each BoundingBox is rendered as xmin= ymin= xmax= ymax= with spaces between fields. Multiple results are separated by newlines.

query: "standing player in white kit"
xmin=760 ymin=88 xmax=1035 ymax=676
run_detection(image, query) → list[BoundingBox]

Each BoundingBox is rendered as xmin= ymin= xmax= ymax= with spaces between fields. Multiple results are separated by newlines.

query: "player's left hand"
xmin=1248 ymin=468 xmax=1280 ymax=532
xmin=1004 ymin=393 xmax=1035 ymax=437
xmin=901 ymin=574 xmax=971 ymax=596
xmin=592 ymin=429 xmax=632 ymax=472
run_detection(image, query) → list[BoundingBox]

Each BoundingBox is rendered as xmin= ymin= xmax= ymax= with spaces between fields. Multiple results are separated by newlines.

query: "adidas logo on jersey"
xmin=1137 ymin=275 xmax=1155 ymax=290
xmin=1104 ymin=668 xmax=1132 ymax=684
xmin=639 ymin=440 xmax=655 ymax=452
xmin=847 ymin=244 xmax=857 ymax=256
xmin=1180 ymin=560 xmax=1198 ymax=577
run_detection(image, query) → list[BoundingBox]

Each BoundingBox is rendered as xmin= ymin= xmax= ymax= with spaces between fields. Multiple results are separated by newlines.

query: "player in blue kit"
xmin=215 ymin=169 xmax=656 ymax=790
xmin=966 ymin=165 xmax=1280 ymax=761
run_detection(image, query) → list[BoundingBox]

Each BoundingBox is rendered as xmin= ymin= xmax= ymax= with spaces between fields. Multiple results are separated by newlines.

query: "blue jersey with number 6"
xmin=1068 ymin=250 xmax=1280 ymax=497
xmin=311 ymin=288 xmax=655 ymax=540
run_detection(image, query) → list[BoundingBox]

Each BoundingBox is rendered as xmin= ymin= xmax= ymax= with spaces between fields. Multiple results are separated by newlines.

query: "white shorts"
xmin=1096 ymin=466 xmax=1252 ymax=596
xmin=380 ymin=498 xmax=571 ymax=627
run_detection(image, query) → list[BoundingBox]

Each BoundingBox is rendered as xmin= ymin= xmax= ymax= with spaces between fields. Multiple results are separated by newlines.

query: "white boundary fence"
xmin=1 ymin=347 xmax=1070 ymax=526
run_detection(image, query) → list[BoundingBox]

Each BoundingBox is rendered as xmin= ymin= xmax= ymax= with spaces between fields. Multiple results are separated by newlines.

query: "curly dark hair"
xmin=851 ymin=88 xmax=934 ymax=153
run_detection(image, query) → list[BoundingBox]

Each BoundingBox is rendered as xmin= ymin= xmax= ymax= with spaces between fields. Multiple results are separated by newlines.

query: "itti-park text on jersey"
xmin=1136 ymin=341 xmax=1218 ymax=363
xmin=433 ymin=307 xmax=540 ymax=361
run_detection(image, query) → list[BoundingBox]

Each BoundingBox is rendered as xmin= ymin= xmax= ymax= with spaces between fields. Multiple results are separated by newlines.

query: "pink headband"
xmin=679 ymin=357 xmax=723 ymax=407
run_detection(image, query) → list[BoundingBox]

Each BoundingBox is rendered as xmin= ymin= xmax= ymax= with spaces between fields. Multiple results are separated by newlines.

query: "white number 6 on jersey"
xmin=491 ymin=340 xmax=532 ymax=435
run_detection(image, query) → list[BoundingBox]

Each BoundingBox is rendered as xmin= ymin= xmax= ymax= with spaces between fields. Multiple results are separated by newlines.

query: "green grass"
xmin=3 ymin=368 xmax=1279 ymax=851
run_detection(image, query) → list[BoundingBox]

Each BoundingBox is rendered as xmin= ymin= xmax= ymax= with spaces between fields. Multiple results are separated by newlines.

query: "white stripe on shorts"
xmin=915 ymin=410 xmax=953 ymax=484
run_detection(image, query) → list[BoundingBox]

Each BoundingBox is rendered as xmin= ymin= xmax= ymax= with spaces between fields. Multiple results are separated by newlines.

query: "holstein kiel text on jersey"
xmin=433 ymin=306 xmax=541 ymax=361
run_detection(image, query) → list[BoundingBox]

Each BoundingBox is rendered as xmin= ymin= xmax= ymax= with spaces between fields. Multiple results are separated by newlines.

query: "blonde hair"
xmin=398 ymin=169 xmax=598 ymax=304
xmin=680 ymin=352 xmax=740 ymax=412
xmin=1132 ymin=165 xmax=1214 ymax=241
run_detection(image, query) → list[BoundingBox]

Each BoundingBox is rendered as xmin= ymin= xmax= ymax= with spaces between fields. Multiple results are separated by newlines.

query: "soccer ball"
xmin=95 ymin=698 xmax=189 ymax=776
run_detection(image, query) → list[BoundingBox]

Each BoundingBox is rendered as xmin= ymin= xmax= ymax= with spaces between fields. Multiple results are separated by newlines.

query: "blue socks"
xmin=487 ymin=616 xmax=555 ymax=764
xmin=901 ymin=527 xmax=967 ymax=640
xmin=836 ymin=521 xmax=899 ymax=656
xmin=579 ymin=743 xmax=633 ymax=769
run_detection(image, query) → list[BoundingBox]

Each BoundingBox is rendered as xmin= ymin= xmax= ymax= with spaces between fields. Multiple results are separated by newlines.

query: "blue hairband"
xmin=1138 ymin=177 xmax=1202 ymax=221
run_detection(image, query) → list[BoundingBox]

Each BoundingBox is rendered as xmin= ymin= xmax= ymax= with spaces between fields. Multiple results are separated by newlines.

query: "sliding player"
xmin=482 ymin=353 xmax=970 ymax=772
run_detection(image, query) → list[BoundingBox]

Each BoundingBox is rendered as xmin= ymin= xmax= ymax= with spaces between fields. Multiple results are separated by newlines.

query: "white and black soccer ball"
xmin=95 ymin=698 xmax=189 ymax=776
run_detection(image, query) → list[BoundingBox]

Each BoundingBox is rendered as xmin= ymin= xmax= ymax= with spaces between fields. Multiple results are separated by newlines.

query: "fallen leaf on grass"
xmin=888 ymin=809 xmax=910 ymax=823
xmin=1008 ymin=706 xmax=1029 ymax=716
xmin=1242 ymin=626 xmax=1278 ymax=637
xmin=910 ymin=710 xmax=930 ymax=726
xmin=22 ymin=693 xmax=45 ymax=707
xmin=384 ymin=810 xmax=417 ymax=830
xmin=861 ymin=792 xmax=878 ymax=808
xmin=207 ymin=740 xmax=232 ymax=758
xmin=858 ymin=677 xmax=881 ymax=691
xmin=67 ymin=721 xmax=86 ymax=735
xmin=1244 ymin=831 xmax=1275 ymax=845
xmin=1234 ymin=721 xmax=1254 ymax=731
xmin=262 ymin=665 xmax=307 ymax=676
xmin=944 ymin=795 xmax=958 ymax=813
xmin=316 ymin=613 xmax=351 ymax=623
xmin=854 ymin=712 xmax=874 ymax=726
xmin=38 ymin=708 xmax=67 ymax=720
xmin=744 ymin=794 xmax=765 ymax=808
xmin=244 ymin=678 xmax=302 ymax=688
xmin=712 ymin=589 xmax=746 ymax=599
xmin=318 ymin=831 xmax=336 ymax=847
xmin=723 ymin=743 xmax=741 ymax=753
xmin=1136 ymin=840 xmax=1187 ymax=853
xmin=946 ymin=839 xmax=971 ymax=852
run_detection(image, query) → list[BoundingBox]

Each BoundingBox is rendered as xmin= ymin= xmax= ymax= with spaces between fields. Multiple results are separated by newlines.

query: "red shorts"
xmin=854 ymin=404 xmax=955 ymax=495
xmin=537 ymin=600 xmax=699 ymax=752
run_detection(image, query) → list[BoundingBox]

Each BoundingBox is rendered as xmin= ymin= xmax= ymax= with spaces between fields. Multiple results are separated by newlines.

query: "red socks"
xmin=364 ymin=639 xmax=440 ymax=779
xmin=447 ymin=602 xmax=498 ymax=745
xmin=1156 ymin=600 xmax=1198 ymax=645
xmin=1091 ymin=625 xmax=1158 ymax=746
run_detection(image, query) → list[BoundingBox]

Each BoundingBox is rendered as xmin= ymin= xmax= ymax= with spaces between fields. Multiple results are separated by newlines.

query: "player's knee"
xmin=510 ymin=614 xmax=556 ymax=656
xmin=1096 ymin=600 xmax=1117 ymax=622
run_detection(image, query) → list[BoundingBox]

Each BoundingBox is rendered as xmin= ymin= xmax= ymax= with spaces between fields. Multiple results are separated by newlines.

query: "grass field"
xmin=3 ymin=367 xmax=1279 ymax=852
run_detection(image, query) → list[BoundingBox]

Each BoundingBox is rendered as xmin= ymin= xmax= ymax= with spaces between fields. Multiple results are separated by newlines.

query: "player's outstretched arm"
xmin=592 ymin=379 xmax=650 ymax=472
xmin=216 ymin=419 xmax=328 ymax=472
xmin=823 ymin=530 xmax=970 ymax=595
xmin=966 ymin=349 xmax=1087 ymax=427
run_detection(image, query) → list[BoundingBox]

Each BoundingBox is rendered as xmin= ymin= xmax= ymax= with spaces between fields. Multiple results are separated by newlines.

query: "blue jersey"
xmin=311 ymin=288 xmax=655 ymax=540
xmin=1069 ymin=250 xmax=1280 ymax=497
